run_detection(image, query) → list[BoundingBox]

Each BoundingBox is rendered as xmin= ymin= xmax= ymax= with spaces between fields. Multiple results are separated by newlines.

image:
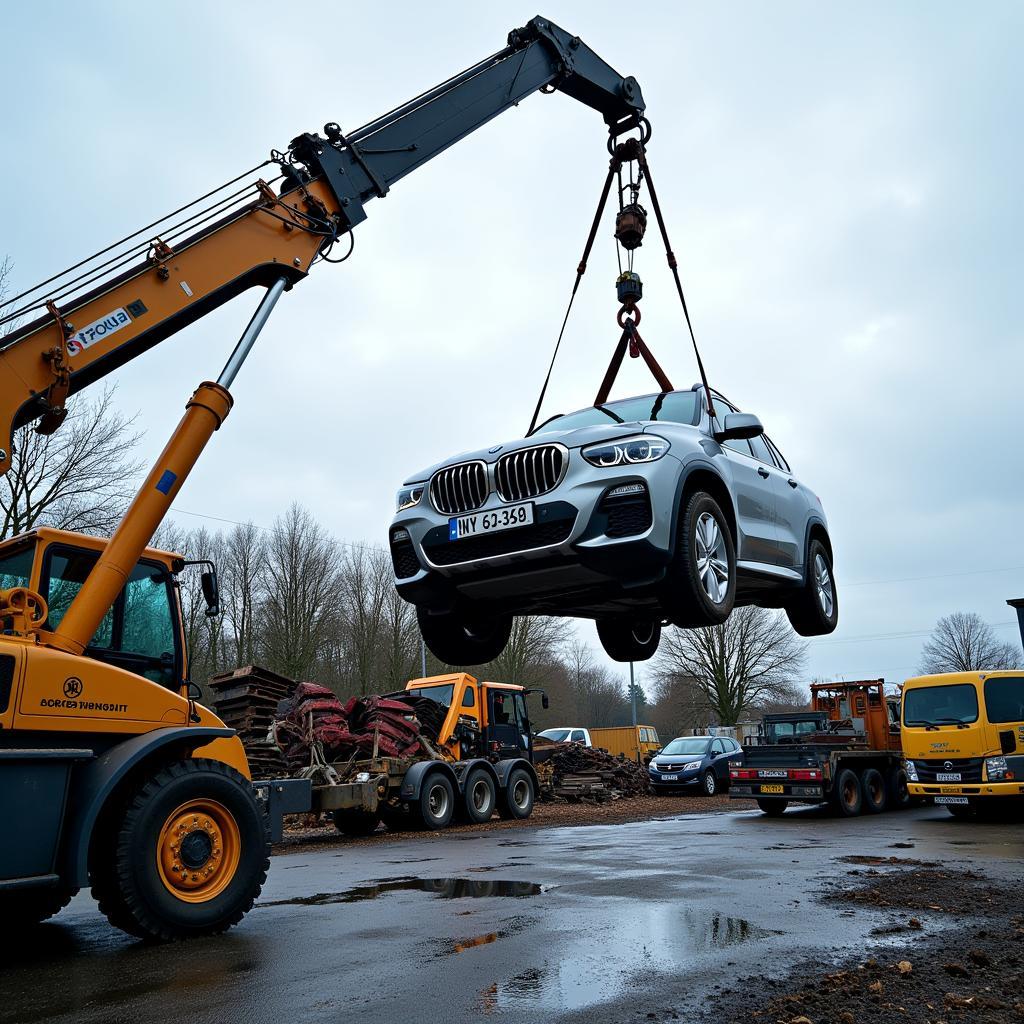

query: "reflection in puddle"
xmin=259 ymin=877 xmax=550 ymax=907
xmin=479 ymin=909 xmax=778 ymax=1012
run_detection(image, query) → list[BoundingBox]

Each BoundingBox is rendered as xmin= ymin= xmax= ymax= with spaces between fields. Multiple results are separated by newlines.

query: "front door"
xmin=486 ymin=688 xmax=529 ymax=759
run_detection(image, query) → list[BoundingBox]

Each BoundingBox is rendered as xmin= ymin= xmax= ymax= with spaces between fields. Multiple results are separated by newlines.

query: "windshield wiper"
xmin=920 ymin=717 xmax=972 ymax=730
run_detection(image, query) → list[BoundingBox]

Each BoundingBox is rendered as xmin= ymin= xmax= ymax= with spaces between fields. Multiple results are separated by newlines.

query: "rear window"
xmin=983 ymin=676 xmax=1024 ymax=724
xmin=410 ymin=684 xmax=454 ymax=708
xmin=903 ymin=684 xmax=979 ymax=726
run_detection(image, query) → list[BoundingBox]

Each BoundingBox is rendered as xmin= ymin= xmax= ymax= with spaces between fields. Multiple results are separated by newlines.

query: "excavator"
xmin=0 ymin=17 xmax=646 ymax=940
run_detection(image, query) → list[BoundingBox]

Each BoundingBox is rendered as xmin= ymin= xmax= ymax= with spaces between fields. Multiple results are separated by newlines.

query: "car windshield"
xmin=410 ymin=683 xmax=455 ymax=708
xmin=540 ymin=728 xmax=572 ymax=741
xmin=903 ymin=683 xmax=979 ymax=726
xmin=534 ymin=391 xmax=699 ymax=435
xmin=660 ymin=738 xmax=710 ymax=756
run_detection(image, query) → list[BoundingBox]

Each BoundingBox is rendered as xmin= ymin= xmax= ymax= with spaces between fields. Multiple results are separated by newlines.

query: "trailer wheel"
xmin=832 ymin=768 xmax=863 ymax=817
xmin=886 ymin=766 xmax=911 ymax=810
xmin=499 ymin=768 xmax=535 ymax=820
xmin=0 ymin=884 xmax=77 ymax=927
xmin=416 ymin=772 xmax=455 ymax=830
xmin=756 ymin=799 xmax=788 ymax=816
xmin=861 ymin=768 xmax=887 ymax=813
xmin=332 ymin=810 xmax=381 ymax=837
xmin=91 ymin=758 xmax=269 ymax=942
xmin=463 ymin=768 xmax=497 ymax=824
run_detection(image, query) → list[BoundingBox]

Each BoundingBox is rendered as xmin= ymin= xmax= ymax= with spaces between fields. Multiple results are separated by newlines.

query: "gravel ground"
xmin=275 ymin=792 xmax=752 ymax=852
xmin=711 ymin=862 xmax=1024 ymax=1024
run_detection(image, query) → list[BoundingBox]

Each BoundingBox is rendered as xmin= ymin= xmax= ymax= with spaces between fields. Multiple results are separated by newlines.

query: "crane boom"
xmin=0 ymin=16 xmax=644 ymax=472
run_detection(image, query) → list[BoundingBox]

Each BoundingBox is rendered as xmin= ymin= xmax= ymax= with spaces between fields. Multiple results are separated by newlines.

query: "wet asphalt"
xmin=4 ymin=805 xmax=1022 ymax=1024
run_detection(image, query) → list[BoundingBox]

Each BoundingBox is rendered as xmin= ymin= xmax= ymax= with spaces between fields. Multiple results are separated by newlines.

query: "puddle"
xmin=477 ymin=909 xmax=778 ymax=1012
xmin=259 ymin=876 xmax=552 ymax=907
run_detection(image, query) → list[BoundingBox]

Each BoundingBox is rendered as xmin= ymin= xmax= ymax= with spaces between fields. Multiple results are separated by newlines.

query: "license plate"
xmin=935 ymin=795 xmax=969 ymax=805
xmin=760 ymin=784 xmax=784 ymax=794
xmin=660 ymin=774 xmax=679 ymax=782
xmin=449 ymin=502 xmax=534 ymax=541
xmin=758 ymin=770 xmax=787 ymax=778
xmin=936 ymin=772 xmax=961 ymax=782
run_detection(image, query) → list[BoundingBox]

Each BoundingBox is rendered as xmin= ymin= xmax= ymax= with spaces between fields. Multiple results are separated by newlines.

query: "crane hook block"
xmin=616 ymin=271 xmax=643 ymax=305
xmin=615 ymin=203 xmax=647 ymax=250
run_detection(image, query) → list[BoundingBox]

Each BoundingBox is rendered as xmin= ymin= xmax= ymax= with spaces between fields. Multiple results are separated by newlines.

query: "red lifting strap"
xmin=594 ymin=310 xmax=673 ymax=406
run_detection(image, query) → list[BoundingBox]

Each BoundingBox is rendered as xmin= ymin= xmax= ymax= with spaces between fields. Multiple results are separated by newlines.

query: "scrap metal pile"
xmin=533 ymin=740 xmax=651 ymax=801
xmin=207 ymin=665 xmax=291 ymax=779
xmin=272 ymin=682 xmax=445 ymax=771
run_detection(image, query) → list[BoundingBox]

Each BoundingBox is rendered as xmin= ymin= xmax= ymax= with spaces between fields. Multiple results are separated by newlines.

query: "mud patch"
xmin=258 ymin=876 xmax=552 ymax=907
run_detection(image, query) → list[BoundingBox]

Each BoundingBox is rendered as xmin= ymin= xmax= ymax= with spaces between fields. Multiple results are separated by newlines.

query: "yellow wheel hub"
xmin=157 ymin=799 xmax=241 ymax=903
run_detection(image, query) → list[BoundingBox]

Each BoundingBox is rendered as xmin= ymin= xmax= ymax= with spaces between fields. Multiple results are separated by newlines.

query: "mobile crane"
xmin=0 ymin=17 xmax=645 ymax=941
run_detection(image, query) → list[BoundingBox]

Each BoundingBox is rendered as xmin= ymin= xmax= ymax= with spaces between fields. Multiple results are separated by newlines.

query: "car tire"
xmin=861 ymin=768 xmax=887 ymax=814
xmin=832 ymin=768 xmax=862 ymax=817
xmin=785 ymin=538 xmax=838 ymax=637
xmin=662 ymin=491 xmax=736 ymax=628
xmin=417 ymin=607 xmax=512 ymax=666
xmin=756 ymin=799 xmax=788 ymax=816
xmin=463 ymin=768 xmax=497 ymax=824
xmin=595 ymin=618 xmax=662 ymax=662
xmin=702 ymin=770 xmax=718 ymax=796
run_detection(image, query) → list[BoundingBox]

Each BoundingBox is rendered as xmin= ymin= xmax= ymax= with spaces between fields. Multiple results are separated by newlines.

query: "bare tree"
xmin=655 ymin=608 xmax=808 ymax=725
xmin=919 ymin=612 xmax=1019 ymax=674
xmin=488 ymin=616 xmax=570 ymax=687
xmin=560 ymin=639 xmax=627 ymax=726
xmin=220 ymin=521 xmax=265 ymax=668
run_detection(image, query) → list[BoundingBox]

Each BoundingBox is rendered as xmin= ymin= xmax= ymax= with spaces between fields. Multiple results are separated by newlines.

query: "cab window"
xmin=983 ymin=676 xmax=1024 ymax=724
xmin=42 ymin=546 xmax=179 ymax=689
xmin=0 ymin=545 xmax=33 ymax=590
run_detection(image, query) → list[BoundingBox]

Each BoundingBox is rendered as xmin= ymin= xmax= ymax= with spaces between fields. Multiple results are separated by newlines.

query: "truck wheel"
xmin=416 ymin=772 xmax=455 ymax=830
xmin=702 ymin=770 xmax=718 ymax=796
xmin=499 ymin=768 xmax=535 ymax=820
xmin=785 ymin=539 xmax=838 ymax=636
xmin=596 ymin=618 xmax=661 ymax=662
xmin=662 ymin=491 xmax=736 ymax=628
xmin=886 ymin=767 xmax=911 ymax=810
xmin=91 ymin=758 xmax=269 ymax=942
xmin=0 ymin=884 xmax=76 ymax=926
xmin=832 ymin=768 xmax=862 ymax=817
xmin=861 ymin=768 xmax=887 ymax=813
xmin=331 ymin=810 xmax=380 ymax=837
xmin=417 ymin=607 xmax=512 ymax=666
xmin=756 ymin=799 xmax=788 ymax=816
xmin=463 ymin=768 xmax=497 ymax=824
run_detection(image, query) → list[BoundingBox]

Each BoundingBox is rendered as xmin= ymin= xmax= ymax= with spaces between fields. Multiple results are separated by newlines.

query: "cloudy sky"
xmin=2 ymin=1 xmax=1021 ymax=690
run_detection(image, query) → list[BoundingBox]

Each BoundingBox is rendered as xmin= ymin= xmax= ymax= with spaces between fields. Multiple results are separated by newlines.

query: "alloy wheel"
xmin=695 ymin=512 xmax=730 ymax=604
xmin=814 ymin=553 xmax=834 ymax=618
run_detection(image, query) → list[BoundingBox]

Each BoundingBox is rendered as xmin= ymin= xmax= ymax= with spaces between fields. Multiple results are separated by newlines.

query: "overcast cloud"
xmin=2 ymin=1 xmax=1021 ymax=690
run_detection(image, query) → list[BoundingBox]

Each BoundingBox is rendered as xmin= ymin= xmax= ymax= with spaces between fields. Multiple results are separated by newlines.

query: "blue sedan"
xmin=648 ymin=736 xmax=742 ymax=796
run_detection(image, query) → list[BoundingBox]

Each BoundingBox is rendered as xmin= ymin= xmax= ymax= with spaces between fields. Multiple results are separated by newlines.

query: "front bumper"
xmin=649 ymin=770 xmax=702 ymax=788
xmin=391 ymin=454 xmax=682 ymax=614
xmin=909 ymin=781 xmax=1024 ymax=799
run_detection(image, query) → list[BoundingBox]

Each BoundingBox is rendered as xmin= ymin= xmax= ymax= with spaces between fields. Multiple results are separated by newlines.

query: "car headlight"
xmin=904 ymin=760 xmax=919 ymax=782
xmin=985 ymin=756 xmax=1011 ymax=781
xmin=396 ymin=484 xmax=424 ymax=512
xmin=683 ymin=760 xmax=702 ymax=771
xmin=581 ymin=434 xmax=670 ymax=468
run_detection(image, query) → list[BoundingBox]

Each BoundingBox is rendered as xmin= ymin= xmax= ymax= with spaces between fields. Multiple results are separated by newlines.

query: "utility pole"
xmin=630 ymin=661 xmax=637 ymax=727
xmin=421 ymin=638 xmax=428 ymax=678
xmin=1007 ymin=598 xmax=1024 ymax=651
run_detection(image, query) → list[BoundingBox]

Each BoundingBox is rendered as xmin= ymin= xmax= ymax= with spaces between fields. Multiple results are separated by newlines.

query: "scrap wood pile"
xmin=207 ymin=665 xmax=291 ymax=779
xmin=272 ymin=682 xmax=445 ymax=771
xmin=533 ymin=739 xmax=651 ymax=801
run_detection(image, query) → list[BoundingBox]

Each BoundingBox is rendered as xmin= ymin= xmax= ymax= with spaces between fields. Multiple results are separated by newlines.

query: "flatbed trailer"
xmin=729 ymin=680 xmax=912 ymax=817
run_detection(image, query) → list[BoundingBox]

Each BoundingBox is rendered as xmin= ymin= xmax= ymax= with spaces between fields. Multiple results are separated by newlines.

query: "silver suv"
xmin=389 ymin=385 xmax=837 ymax=665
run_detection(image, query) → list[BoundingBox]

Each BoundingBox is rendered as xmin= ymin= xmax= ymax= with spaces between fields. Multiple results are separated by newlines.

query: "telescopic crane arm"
xmin=0 ymin=16 xmax=645 ymax=471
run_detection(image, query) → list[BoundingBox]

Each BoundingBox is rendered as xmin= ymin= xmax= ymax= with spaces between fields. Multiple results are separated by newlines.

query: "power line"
xmin=809 ymin=620 xmax=1018 ymax=646
xmin=843 ymin=564 xmax=1024 ymax=588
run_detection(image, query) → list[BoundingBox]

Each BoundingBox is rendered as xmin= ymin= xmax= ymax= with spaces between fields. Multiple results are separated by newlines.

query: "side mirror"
xmin=526 ymin=687 xmax=550 ymax=710
xmin=714 ymin=412 xmax=764 ymax=442
xmin=200 ymin=569 xmax=220 ymax=618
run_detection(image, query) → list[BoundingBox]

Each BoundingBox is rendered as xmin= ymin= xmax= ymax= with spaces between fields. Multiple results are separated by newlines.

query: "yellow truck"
xmin=538 ymin=724 xmax=661 ymax=763
xmin=902 ymin=670 xmax=1024 ymax=817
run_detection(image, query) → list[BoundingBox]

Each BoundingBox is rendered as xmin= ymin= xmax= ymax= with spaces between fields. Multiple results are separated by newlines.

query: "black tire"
xmin=702 ymin=770 xmax=718 ymax=797
xmin=662 ymin=491 xmax=736 ymax=628
xmin=0 ymin=884 xmax=76 ymax=927
xmin=499 ymin=767 xmax=535 ymax=820
xmin=91 ymin=758 xmax=269 ymax=942
xmin=756 ymin=799 xmax=788 ymax=816
xmin=886 ymin=767 xmax=912 ymax=810
xmin=463 ymin=768 xmax=497 ymax=824
xmin=861 ymin=768 xmax=887 ymax=814
xmin=832 ymin=768 xmax=862 ymax=817
xmin=331 ymin=809 xmax=380 ymax=837
xmin=785 ymin=538 xmax=838 ymax=637
xmin=379 ymin=803 xmax=414 ymax=833
xmin=417 ymin=607 xmax=512 ymax=666
xmin=595 ymin=618 xmax=662 ymax=662
xmin=416 ymin=771 xmax=456 ymax=830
